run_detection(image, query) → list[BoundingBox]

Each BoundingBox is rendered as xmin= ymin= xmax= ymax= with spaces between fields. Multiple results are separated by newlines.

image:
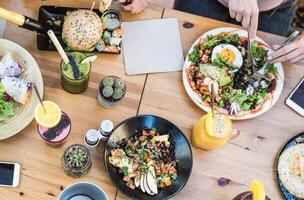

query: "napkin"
xmin=121 ymin=18 xmax=184 ymax=75
xmin=0 ymin=19 xmax=6 ymax=38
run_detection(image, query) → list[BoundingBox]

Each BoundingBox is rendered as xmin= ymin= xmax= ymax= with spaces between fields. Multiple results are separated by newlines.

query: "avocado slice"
xmin=199 ymin=64 xmax=232 ymax=86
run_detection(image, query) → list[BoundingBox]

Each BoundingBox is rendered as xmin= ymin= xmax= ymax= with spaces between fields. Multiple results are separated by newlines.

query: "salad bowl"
xmin=183 ymin=27 xmax=284 ymax=120
xmin=104 ymin=115 xmax=193 ymax=200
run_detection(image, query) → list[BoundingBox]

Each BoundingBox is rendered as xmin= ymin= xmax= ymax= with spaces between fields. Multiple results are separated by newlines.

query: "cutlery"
xmin=247 ymin=29 xmax=256 ymax=69
xmin=211 ymin=83 xmax=215 ymax=117
xmin=246 ymin=30 xmax=300 ymax=85
xmin=0 ymin=6 xmax=45 ymax=34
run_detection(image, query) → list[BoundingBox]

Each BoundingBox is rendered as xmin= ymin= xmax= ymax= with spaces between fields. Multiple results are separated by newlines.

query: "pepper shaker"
xmin=99 ymin=120 xmax=114 ymax=141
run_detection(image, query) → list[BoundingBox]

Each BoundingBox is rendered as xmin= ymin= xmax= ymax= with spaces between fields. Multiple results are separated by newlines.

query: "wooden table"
xmin=0 ymin=1 xmax=162 ymax=200
xmin=0 ymin=1 xmax=302 ymax=200
xmin=117 ymin=9 xmax=304 ymax=200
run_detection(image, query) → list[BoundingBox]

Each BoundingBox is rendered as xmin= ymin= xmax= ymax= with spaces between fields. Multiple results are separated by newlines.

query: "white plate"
xmin=0 ymin=39 xmax=44 ymax=139
xmin=182 ymin=27 xmax=284 ymax=120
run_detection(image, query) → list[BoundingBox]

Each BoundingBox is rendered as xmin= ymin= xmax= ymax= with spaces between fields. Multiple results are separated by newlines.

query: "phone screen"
xmin=290 ymin=80 xmax=304 ymax=109
xmin=0 ymin=163 xmax=15 ymax=185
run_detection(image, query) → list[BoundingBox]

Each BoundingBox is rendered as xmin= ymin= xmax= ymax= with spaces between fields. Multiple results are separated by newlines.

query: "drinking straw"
xmin=33 ymin=83 xmax=47 ymax=114
xmin=47 ymin=30 xmax=69 ymax=64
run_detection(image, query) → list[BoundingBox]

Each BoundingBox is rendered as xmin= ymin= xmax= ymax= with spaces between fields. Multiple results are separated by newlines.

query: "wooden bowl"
xmin=0 ymin=39 xmax=43 ymax=140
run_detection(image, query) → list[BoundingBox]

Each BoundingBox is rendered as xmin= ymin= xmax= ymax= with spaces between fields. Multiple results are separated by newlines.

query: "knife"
xmin=0 ymin=6 xmax=45 ymax=34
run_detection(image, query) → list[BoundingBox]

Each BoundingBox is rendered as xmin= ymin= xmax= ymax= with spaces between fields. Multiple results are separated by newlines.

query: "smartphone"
xmin=286 ymin=78 xmax=304 ymax=116
xmin=0 ymin=162 xmax=20 ymax=187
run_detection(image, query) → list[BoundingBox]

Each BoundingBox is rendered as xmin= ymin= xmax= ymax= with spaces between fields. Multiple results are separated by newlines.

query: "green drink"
xmin=60 ymin=52 xmax=91 ymax=94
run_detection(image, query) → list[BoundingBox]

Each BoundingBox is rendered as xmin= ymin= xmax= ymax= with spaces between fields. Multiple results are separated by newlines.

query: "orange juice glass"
xmin=191 ymin=112 xmax=239 ymax=151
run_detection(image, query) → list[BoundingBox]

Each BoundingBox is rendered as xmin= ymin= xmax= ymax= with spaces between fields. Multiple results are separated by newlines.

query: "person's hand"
xmin=227 ymin=0 xmax=259 ymax=39
xmin=270 ymin=33 xmax=304 ymax=64
xmin=122 ymin=0 xmax=149 ymax=14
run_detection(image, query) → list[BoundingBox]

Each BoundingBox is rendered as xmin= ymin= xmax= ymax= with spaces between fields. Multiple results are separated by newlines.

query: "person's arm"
xmin=121 ymin=0 xmax=149 ymax=14
xmin=218 ymin=0 xmax=285 ymax=12
xmin=269 ymin=33 xmax=304 ymax=64
xmin=218 ymin=0 xmax=259 ymax=39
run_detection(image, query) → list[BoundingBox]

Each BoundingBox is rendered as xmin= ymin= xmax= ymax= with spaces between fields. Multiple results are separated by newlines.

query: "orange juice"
xmin=191 ymin=112 xmax=234 ymax=151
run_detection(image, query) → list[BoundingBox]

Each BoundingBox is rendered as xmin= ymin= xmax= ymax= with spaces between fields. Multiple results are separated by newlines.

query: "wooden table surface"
xmin=117 ymin=8 xmax=303 ymax=200
xmin=0 ymin=1 xmax=303 ymax=200
xmin=0 ymin=1 xmax=162 ymax=200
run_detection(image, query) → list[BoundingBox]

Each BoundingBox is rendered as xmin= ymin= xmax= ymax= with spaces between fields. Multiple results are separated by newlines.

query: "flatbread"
xmin=62 ymin=9 xmax=103 ymax=51
xmin=278 ymin=143 xmax=304 ymax=198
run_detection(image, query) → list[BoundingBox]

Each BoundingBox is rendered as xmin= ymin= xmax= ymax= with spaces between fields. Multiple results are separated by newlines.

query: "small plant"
xmin=100 ymin=76 xmax=126 ymax=101
xmin=62 ymin=144 xmax=92 ymax=178
xmin=114 ymin=78 xmax=125 ymax=89
xmin=102 ymin=86 xmax=114 ymax=97
xmin=102 ymin=76 xmax=115 ymax=87
xmin=113 ymin=88 xmax=124 ymax=100
xmin=98 ymin=76 xmax=127 ymax=108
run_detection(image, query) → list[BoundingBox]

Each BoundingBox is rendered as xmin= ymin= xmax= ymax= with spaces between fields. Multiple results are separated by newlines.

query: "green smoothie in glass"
xmin=60 ymin=52 xmax=91 ymax=94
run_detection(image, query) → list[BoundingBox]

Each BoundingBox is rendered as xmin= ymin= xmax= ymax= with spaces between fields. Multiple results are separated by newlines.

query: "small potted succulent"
xmin=61 ymin=144 xmax=92 ymax=178
xmin=98 ymin=76 xmax=126 ymax=108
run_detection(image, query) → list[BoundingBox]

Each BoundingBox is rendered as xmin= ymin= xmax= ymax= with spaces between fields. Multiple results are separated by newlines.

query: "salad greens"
xmin=186 ymin=31 xmax=279 ymax=116
xmin=0 ymin=83 xmax=15 ymax=122
xmin=202 ymin=33 xmax=240 ymax=49
xmin=109 ymin=129 xmax=177 ymax=192
xmin=188 ymin=45 xmax=200 ymax=63
xmin=251 ymin=42 xmax=268 ymax=66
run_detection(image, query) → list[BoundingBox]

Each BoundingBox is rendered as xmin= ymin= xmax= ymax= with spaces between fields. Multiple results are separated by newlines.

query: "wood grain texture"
xmin=115 ymin=8 xmax=303 ymax=200
xmin=0 ymin=1 xmax=163 ymax=200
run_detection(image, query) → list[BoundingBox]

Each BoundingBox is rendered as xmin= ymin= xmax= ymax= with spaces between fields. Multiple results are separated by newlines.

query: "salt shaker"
xmin=99 ymin=120 xmax=114 ymax=141
xmin=84 ymin=129 xmax=100 ymax=148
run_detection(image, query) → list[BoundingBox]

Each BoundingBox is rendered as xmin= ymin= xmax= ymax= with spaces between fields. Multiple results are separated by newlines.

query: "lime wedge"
xmin=80 ymin=55 xmax=98 ymax=64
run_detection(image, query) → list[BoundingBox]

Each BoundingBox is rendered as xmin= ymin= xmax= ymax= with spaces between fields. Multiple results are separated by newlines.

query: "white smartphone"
xmin=0 ymin=162 xmax=20 ymax=187
xmin=286 ymin=78 xmax=304 ymax=116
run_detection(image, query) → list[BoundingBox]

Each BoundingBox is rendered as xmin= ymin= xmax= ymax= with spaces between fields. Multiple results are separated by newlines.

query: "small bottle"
xmin=99 ymin=120 xmax=114 ymax=141
xmin=84 ymin=129 xmax=101 ymax=148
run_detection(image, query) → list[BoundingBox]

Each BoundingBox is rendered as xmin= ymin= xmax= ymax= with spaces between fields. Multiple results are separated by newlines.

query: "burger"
xmin=62 ymin=9 xmax=104 ymax=51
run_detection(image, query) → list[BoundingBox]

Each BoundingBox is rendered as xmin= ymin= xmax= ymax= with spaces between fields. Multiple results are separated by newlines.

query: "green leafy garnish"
xmin=266 ymin=63 xmax=278 ymax=78
xmin=140 ymin=151 xmax=147 ymax=160
xmin=171 ymin=173 xmax=177 ymax=180
xmin=212 ymin=53 xmax=238 ymax=71
xmin=251 ymin=42 xmax=268 ymax=67
xmin=188 ymin=45 xmax=200 ymax=63
xmin=122 ymin=166 xmax=129 ymax=176
xmin=202 ymin=35 xmax=219 ymax=48
xmin=0 ymin=83 xmax=15 ymax=122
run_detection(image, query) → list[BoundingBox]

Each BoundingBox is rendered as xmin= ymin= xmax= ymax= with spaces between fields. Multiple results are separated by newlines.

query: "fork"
xmin=246 ymin=31 xmax=300 ymax=85
xmin=247 ymin=29 xmax=256 ymax=69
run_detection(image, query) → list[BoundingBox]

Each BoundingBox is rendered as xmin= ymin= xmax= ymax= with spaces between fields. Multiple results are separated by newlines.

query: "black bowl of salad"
xmin=104 ymin=115 xmax=193 ymax=200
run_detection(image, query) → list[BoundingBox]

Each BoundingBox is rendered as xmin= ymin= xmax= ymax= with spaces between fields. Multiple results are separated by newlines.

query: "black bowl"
xmin=104 ymin=115 xmax=193 ymax=200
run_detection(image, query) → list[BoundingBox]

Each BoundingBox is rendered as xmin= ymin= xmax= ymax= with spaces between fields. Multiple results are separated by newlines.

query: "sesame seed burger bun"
xmin=62 ymin=9 xmax=103 ymax=51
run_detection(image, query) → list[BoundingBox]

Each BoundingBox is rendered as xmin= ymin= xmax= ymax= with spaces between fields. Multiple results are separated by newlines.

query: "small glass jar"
xmin=60 ymin=52 xmax=91 ymax=94
xmin=37 ymin=111 xmax=71 ymax=147
xmin=61 ymin=144 xmax=92 ymax=178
